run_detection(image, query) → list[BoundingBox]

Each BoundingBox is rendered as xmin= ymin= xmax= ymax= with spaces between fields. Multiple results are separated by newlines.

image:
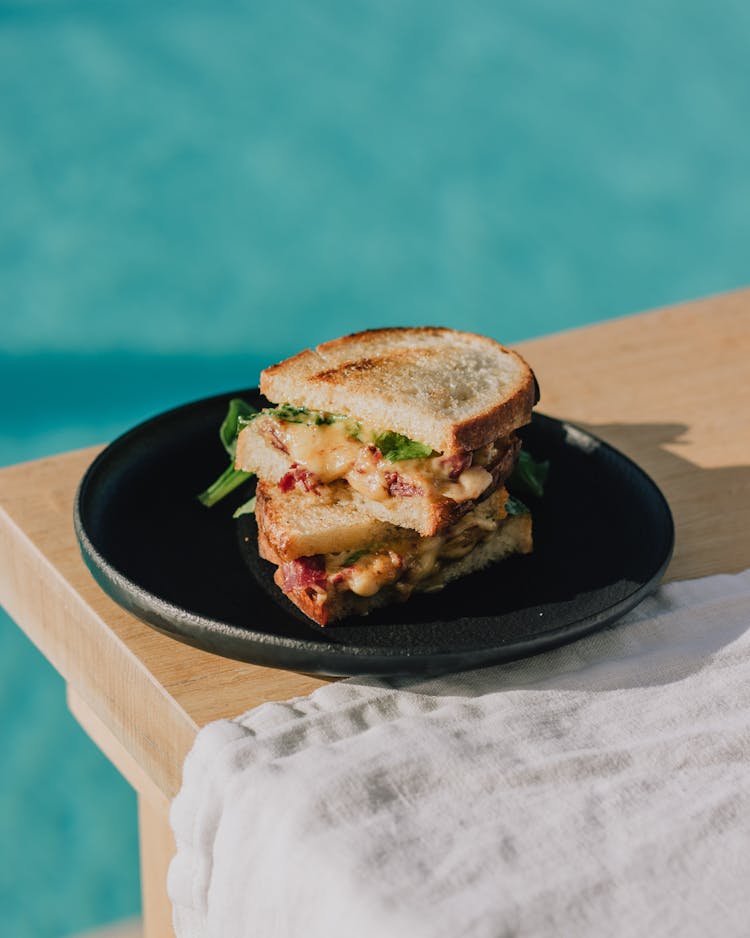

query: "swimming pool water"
xmin=1 ymin=1 xmax=749 ymax=934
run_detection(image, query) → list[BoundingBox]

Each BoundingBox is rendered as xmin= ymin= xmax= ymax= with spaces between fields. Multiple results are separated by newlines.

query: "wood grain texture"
xmin=1 ymin=288 xmax=749 ymax=805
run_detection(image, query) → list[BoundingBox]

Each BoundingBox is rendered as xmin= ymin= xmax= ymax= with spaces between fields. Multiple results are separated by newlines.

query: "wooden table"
xmin=2 ymin=289 xmax=749 ymax=937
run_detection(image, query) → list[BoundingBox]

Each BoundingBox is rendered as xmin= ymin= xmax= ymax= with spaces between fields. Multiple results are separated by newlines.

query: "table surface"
xmin=2 ymin=288 xmax=749 ymax=802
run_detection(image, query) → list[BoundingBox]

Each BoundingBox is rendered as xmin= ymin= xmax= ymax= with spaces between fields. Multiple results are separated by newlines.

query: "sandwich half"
xmin=236 ymin=327 xmax=538 ymax=536
xmin=255 ymin=480 xmax=532 ymax=626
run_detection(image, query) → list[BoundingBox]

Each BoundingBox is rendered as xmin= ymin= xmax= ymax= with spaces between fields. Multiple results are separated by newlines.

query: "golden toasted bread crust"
xmin=256 ymin=516 xmax=284 ymax=567
xmin=255 ymin=483 xmax=289 ymax=564
xmin=260 ymin=327 xmax=451 ymax=386
xmin=446 ymin=378 xmax=538 ymax=453
xmin=260 ymin=327 xmax=538 ymax=455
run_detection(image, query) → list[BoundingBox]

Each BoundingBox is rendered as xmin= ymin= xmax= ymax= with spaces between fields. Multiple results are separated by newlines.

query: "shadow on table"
xmin=577 ymin=418 xmax=750 ymax=578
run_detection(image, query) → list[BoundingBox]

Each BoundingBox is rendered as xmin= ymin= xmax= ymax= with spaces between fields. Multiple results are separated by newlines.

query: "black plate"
xmin=74 ymin=389 xmax=674 ymax=677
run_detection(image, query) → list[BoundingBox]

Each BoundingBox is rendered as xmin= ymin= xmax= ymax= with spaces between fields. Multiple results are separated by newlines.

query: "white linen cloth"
xmin=168 ymin=569 xmax=750 ymax=938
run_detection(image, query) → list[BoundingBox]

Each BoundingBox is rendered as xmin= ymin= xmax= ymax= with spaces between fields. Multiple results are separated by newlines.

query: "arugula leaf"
xmin=265 ymin=404 xmax=348 ymax=427
xmin=508 ymin=449 xmax=549 ymax=500
xmin=264 ymin=403 xmax=314 ymax=424
xmin=372 ymin=431 xmax=434 ymax=462
xmin=198 ymin=398 xmax=257 ymax=507
xmin=198 ymin=464 xmax=253 ymax=508
xmin=220 ymin=398 xmax=258 ymax=456
xmin=265 ymin=403 xmax=364 ymax=443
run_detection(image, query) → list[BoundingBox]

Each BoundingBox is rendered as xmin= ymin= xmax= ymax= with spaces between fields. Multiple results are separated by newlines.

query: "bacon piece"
xmin=385 ymin=472 xmax=425 ymax=497
xmin=279 ymin=463 xmax=320 ymax=494
xmin=278 ymin=556 xmax=327 ymax=593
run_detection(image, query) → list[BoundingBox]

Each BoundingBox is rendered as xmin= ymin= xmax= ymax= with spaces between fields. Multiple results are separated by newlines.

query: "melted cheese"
xmin=440 ymin=466 xmax=493 ymax=501
xmin=259 ymin=414 xmax=494 ymax=503
xmin=346 ymin=552 xmax=401 ymax=596
xmin=265 ymin=420 xmax=363 ymax=482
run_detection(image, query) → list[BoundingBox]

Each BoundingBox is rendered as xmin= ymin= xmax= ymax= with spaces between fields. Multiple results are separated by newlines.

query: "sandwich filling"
xmin=271 ymin=489 xmax=527 ymax=618
xmin=245 ymin=405 xmax=521 ymax=504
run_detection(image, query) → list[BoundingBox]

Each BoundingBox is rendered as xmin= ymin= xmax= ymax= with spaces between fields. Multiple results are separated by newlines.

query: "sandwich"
xmin=235 ymin=327 xmax=538 ymax=536
xmin=199 ymin=327 xmax=543 ymax=626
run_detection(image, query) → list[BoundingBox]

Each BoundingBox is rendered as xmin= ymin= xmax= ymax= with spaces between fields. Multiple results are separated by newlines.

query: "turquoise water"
xmin=1 ymin=1 xmax=749 ymax=934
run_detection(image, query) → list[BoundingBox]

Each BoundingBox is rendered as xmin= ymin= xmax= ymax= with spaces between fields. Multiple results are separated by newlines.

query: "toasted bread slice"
xmin=257 ymin=489 xmax=532 ymax=626
xmin=255 ymin=479 xmax=395 ymax=561
xmin=260 ymin=327 xmax=538 ymax=455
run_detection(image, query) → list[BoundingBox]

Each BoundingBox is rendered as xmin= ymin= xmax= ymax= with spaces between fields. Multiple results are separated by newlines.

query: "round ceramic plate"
xmin=74 ymin=389 xmax=674 ymax=677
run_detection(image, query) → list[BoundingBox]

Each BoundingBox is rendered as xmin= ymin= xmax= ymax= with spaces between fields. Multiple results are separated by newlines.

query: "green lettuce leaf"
xmin=263 ymin=403 xmax=316 ymax=424
xmin=220 ymin=398 xmax=258 ymax=456
xmin=198 ymin=398 xmax=257 ymax=507
xmin=264 ymin=404 xmax=362 ymax=440
xmin=265 ymin=404 xmax=349 ymax=427
xmin=372 ymin=431 xmax=434 ymax=462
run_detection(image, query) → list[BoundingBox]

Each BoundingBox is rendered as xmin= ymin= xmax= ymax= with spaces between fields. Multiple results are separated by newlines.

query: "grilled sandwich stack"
xmin=236 ymin=327 xmax=539 ymax=625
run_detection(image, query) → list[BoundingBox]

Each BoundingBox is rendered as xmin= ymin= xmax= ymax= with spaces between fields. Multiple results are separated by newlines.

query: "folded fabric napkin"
xmin=169 ymin=569 xmax=750 ymax=938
